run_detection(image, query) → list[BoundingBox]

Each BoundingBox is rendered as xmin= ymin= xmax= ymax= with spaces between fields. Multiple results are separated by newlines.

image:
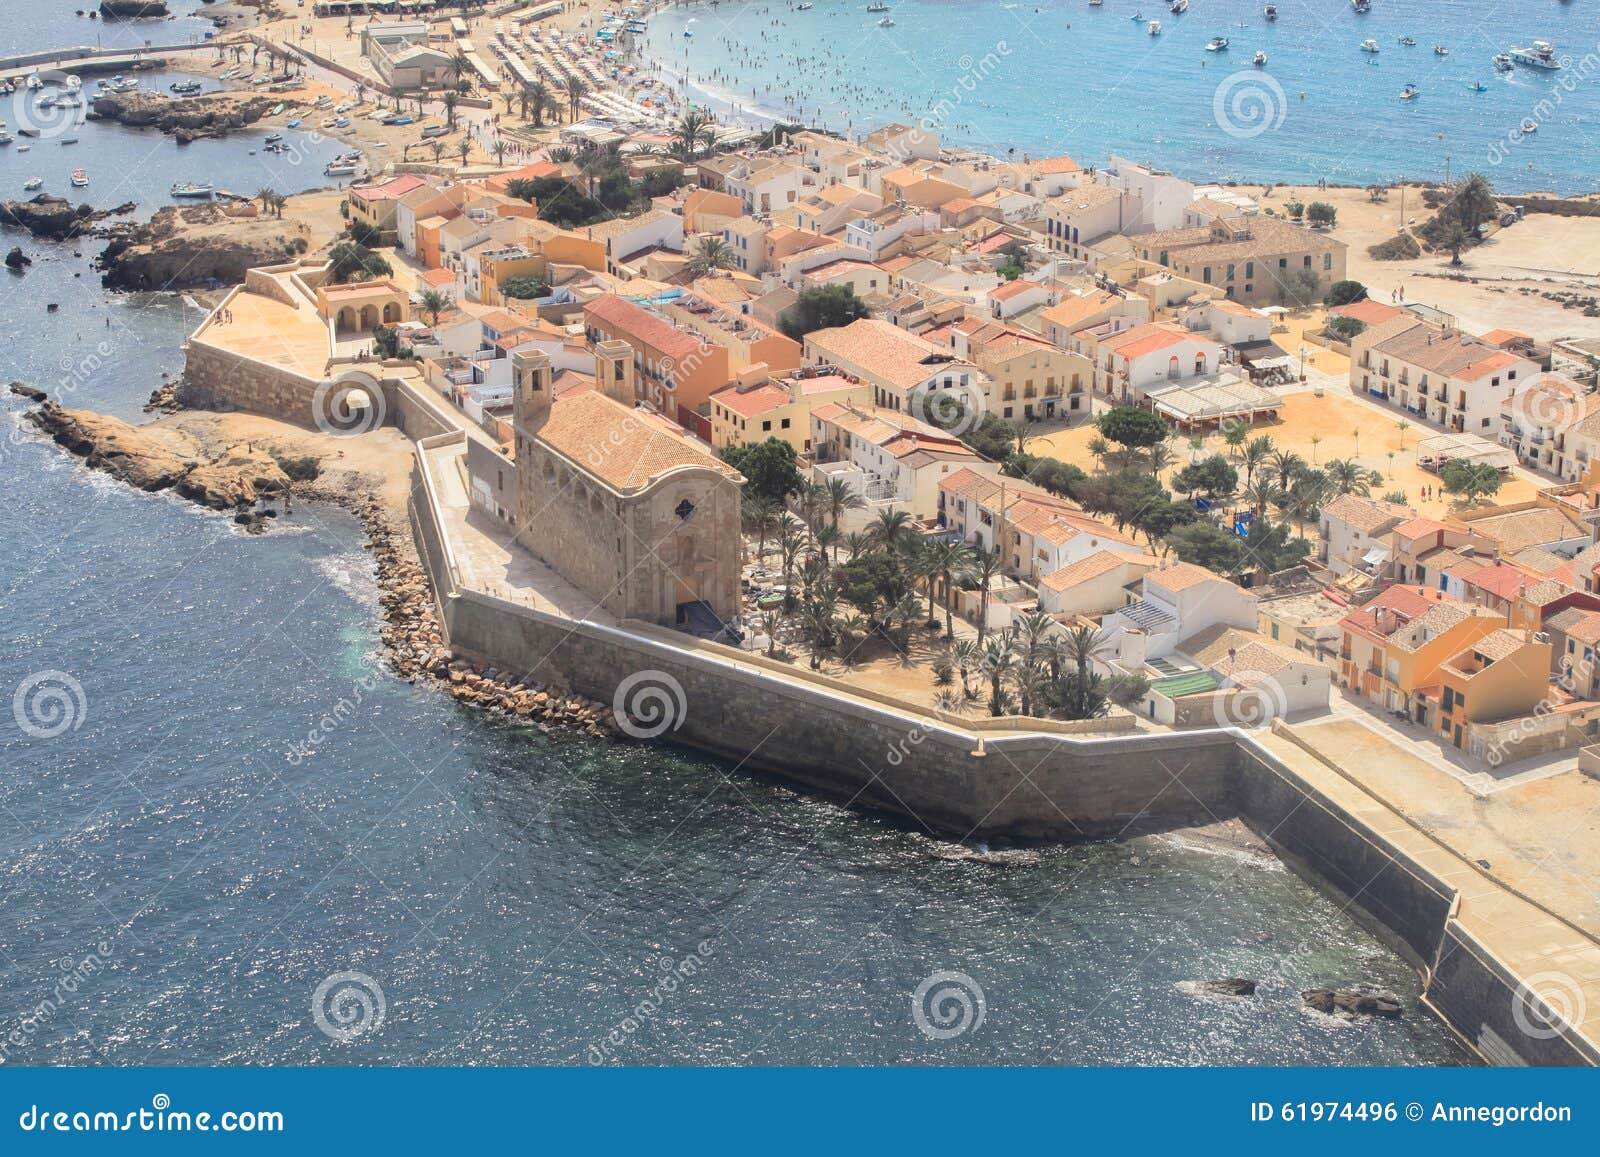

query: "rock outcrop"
xmin=176 ymin=445 xmax=290 ymax=509
xmin=0 ymin=195 xmax=134 ymax=242
xmin=100 ymin=2 xmax=171 ymax=20
xmin=99 ymin=203 xmax=304 ymax=291
xmin=27 ymin=401 xmax=192 ymax=491
xmin=5 ymin=246 xmax=31 ymax=271
xmin=1302 ymin=986 xmax=1403 ymax=1018
xmin=89 ymin=90 xmax=288 ymax=144
xmin=1193 ymin=978 xmax=1257 ymax=998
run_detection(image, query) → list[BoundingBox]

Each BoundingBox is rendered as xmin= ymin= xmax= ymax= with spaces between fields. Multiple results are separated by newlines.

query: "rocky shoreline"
xmin=98 ymin=201 xmax=311 ymax=291
xmin=14 ymin=383 xmax=620 ymax=740
xmin=0 ymin=195 xmax=138 ymax=243
xmin=89 ymin=89 xmax=294 ymax=145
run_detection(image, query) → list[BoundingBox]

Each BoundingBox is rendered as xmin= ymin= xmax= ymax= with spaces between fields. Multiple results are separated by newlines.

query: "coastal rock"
xmin=90 ymin=90 xmax=287 ymax=144
xmin=1 ymin=196 xmax=99 ymax=243
xmin=9 ymin=382 xmax=47 ymax=402
xmin=5 ymin=247 xmax=31 ymax=271
xmin=1192 ymin=978 xmax=1257 ymax=998
xmin=26 ymin=401 xmax=192 ymax=491
xmin=1301 ymin=986 xmax=1403 ymax=1019
xmin=175 ymin=444 xmax=290 ymax=509
xmin=100 ymin=0 xmax=170 ymax=16
xmin=99 ymin=203 xmax=307 ymax=292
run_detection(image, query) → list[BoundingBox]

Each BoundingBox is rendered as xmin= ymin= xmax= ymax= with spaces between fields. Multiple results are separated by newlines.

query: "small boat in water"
xmin=23 ymin=177 xmax=42 ymax=191
xmin=1508 ymin=41 xmax=1562 ymax=70
xmin=1253 ymin=50 xmax=1268 ymax=66
xmin=1521 ymin=117 xmax=1539 ymax=134
xmin=1399 ymin=36 xmax=1415 ymax=47
xmin=1352 ymin=0 xmax=1371 ymax=12
xmin=1148 ymin=19 xmax=1161 ymax=35
xmin=1360 ymin=39 xmax=1380 ymax=53
xmin=1468 ymin=81 xmax=1488 ymax=92
xmin=1400 ymin=83 xmax=1420 ymax=100
xmin=1205 ymin=35 xmax=1229 ymax=51
xmin=171 ymin=181 xmax=214 ymax=198
xmin=1263 ymin=3 xmax=1277 ymax=18
xmin=70 ymin=168 xmax=88 ymax=187
xmin=264 ymin=133 xmax=283 ymax=143
xmin=1434 ymin=45 xmax=1449 ymax=57
xmin=877 ymin=15 xmax=894 ymax=25
xmin=170 ymin=80 xmax=203 ymax=95
xmin=1169 ymin=0 xmax=1187 ymax=12
xmin=325 ymin=161 xmax=360 ymax=176
xmin=865 ymin=0 xmax=888 ymax=8
xmin=1492 ymin=54 xmax=1513 ymax=71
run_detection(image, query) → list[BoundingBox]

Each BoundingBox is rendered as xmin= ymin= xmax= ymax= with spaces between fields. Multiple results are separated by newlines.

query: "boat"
xmin=25 ymin=75 xmax=41 ymax=90
xmin=170 ymin=80 xmax=202 ymax=95
xmin=1521 ymin=117 xmax=1539 ymax=134
xmin=1468 ymin=81 xmax=1487 ymax=92
xmin=1434 ymin=45 xmax=1449 ymax=57
xmin=264 ymin=132 xmax=283 ymax=143
xmin=0 ymin=133 xmax=10 ymax=146
xmin=1508 ymin=41 xmax=1562 ymax=70
xmin=270 ymin=103 xmax=285 ymax=115
xmin=877 ymin=15 xmax=894 ymax=25
xmin=325 ymin=162 xmax=360 ymax=176
xmin=333 ymin=118 xmax=351 ymax=128
xmin=64 ymin=75 xmax=80 ymax=91
xmin=1148 ymin=20 xmax=1161 ymax=35
xmin=1360 ymin=39 xmax=1380 ymax=53
xmin=1399 ymin=37 xmax=1415 ymax=47
xmin=69 ymin=168 xmax=87 ymax=187
xmin=1400 ymin=83 xmax=1419 ymax=100
xmin=287 ymin=118 xmax=301 ymax=128
xmin=797 ymin=2 xmax=813 ymax=8
xmin=382 ymin=115 xmax=414 ymax=126
xmin=1205 ymin=36 xmax=1229 ymax=51
xmin=321 ymin=117 xmax=339 ymax=128
xmin=1352 ymin=0 xmax=1371 ymax=11
xmin=170 ymin=181 xmax=214 ymax=198
xmin=22 ymin=178 xmax=42 ymax=191
xmin=1253 ymin=50 xmax=1268 ymax=66
xmin=1169 ymin=0 xmax=1187 ymax=12
xmin=682 ymin=28 xmax=692 ymax=36
xmin=17 ymin=128 xmax=40 ymax=139
xmin=1264 ymin=3 xmax=1277 ymax=18
xmin=1493 ymin=54 xmax=1513 ymax=71
xmin=866 ymin=2 xmax=889 ymax=10
xmin=59 ymin=137 xmax=77 ymax=145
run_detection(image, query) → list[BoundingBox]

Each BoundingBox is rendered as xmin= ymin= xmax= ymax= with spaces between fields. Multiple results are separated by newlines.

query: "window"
xmin=762 ymin=420 xmax=772 ymax=431
xmin=1246 ymin=261 xmax=1254 ymax=279
xmin=674 ymin=499 xmax=696 ymax=521
xmin=1202 ymin=267 xmax=1212 ymax=284
xmin=781 ymin=418 xmax=791 ymax=429
xmin=1323 ymin=253 xmax=1332 ymax=271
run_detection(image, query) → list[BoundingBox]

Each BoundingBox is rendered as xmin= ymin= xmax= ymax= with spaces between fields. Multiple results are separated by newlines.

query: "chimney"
xmin=594 ymin=339 xmax=636 ymax=408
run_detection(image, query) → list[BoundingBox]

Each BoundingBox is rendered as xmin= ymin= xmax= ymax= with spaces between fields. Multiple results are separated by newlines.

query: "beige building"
xmin=708 ymin=368 xmax=872 ymax=454
xmin=1116 ymin=215 xmax=1347 ymax=307
xmin=509 ymin=345 xmax=745 ymax=627
xmin=939 ymin=317 xmax=1093 ymax=421
xmin=1352 ymin=316 xmax=1541 ymax=437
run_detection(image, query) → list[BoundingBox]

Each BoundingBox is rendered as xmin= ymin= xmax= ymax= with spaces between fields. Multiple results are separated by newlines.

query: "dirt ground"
xmin=1028 ymin=388 xmax=1539 ymax=521
xmin=1263 ymin=183 xmax=1600 ymax=338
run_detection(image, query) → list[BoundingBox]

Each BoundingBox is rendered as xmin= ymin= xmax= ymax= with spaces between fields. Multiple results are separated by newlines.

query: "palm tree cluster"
xmin=740 ymin=481 xmax=1134 ymax=720
xmin=1227 ymin=432 xmax=1381 ymax=536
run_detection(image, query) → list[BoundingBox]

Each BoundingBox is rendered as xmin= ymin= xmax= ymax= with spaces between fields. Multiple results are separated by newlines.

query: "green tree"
xmin=498 ymin=275 xmax=548 ymax=301
xmin=721 ymin=438 xmax=804 ymax=505
xmin=1325 ymin=279 xmax=1368 ymax=306
xmin=780 ymin=284 xmax=870 ymax=341
xmin=418 ymin=289 xmax=454 ymax=327
xmin=1165 ymin=520 xmax=1242 ymax=573
xmin=1440 ymin=459 xmax=1504 ymax=505
xmin=1170 ymin=454 xmax=1237 ymax=499
xmin=1306 ymin=201 xmax=1337 ymax=227
xmin=1095 ymin=406 xmax=1171 ymax=458
xmin=685 ymin=235 xmax=738 ymax=279
xmin=327 ymin=242 xmax=392 ymax=283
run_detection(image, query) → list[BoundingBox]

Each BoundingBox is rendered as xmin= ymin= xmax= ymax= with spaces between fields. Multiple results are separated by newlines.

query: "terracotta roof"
xmin=1147 ymin=561 xmax=1232 ymax=594
xmin=1370 ymin=323 xmax=1526 ymax=380
xmin=1548 ymin=607 xmax=1600 ymax=645
xmin=1339 ymin=584 xmax=1451 ymax=637
xmin=1329 ymin=299 xmax=1408 ymax=327
xmin=1392 ymin=517 xmax=1455 ymax=542
xmin=584 ymin=293 xmax=706 ymax=361
xmin=351 ymin=173 xmax=430 ymax=202
xmin=1322 ymin=492 xmax=1413 ymax=535
xmin=1102 ymin=322 xmax=1199 ymax=361
xmin=1480 ymin=328 xmax=1533 ymax=347
xmin=1038 ymin=548 xmax=1155 ymax=592
xmin=537 ymin=386 xmax=740 ymax=492
xmin=1031 ymin=155 xmax=1082 ymax=176
xmin=420 ymin=268 xmax=458 ymax=287
xmin=1185 ymin=625 xmax=1307 ymax=680
xmin=803 ymin=318 xmax=972 ymax=390
xmin=1452 ymin=561 xmax=1541 ymax=602
xmin=711 ymin=381 xmax=790 ymax=418
xmin=1040 ymin=289 xmax=1124 ymax=332
xmin=990 ymin=279 xmax=1044 ymax=302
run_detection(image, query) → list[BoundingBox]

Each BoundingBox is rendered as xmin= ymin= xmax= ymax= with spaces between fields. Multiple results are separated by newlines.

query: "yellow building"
xmin=1433 ymin=628 xmax=1552 ymax=750
xmin=316 ymin=280 xmax=409 ymax=334
xmin=1337 ymin=584 xmax=1503 ymax=721
xmin=708 ymin=368 xmax=873 ymax=454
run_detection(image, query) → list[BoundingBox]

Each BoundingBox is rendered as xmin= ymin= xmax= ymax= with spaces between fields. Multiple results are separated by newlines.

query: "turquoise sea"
xmin=642 ymin=0 xmax=1600 ymax=193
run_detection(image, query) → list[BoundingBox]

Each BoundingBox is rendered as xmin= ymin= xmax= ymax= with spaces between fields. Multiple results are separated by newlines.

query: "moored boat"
xmin=1264 ymin=3 xmax=1277 ymax=18
xmin=1205 ymin=35 xmax=1228 ymax=51
xmin=1360 ymin=39 xmax=1380 ymax=54
xmin=170 ymin=181 xmax=214 ymax=198
xmin=1148 ymin=19 xmax=1161 ymax=35
xmin=1253 ymin=50 xmax=1268 ymax=66
xmin=1508 ymin=41 xmax=1562 ymax=70
xmin=70 ymin=168 xmax=88 ymax=187
xmin=23 ymin=177 xmax=42 ymax=191
xmin=1400 ymin=83 xmax=1419 ymax=100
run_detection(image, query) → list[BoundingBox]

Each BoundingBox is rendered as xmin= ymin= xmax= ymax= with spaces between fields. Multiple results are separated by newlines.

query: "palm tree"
xmin=451 ymin=51 xmax=472 ymax=90
xmin=1245 ymin=476 xmax=1284 ymax=518
xmin=1061 ymin=624 xmax=1111 ymax=719
xmin=418 ymin=289 xmax=453 ymax=327
xmin=841 ymin=531 xmax=873 ymax=561
xmin=950 ymin=638 xmax=980 ymax=700
xmin=1241 ymin=435 xmax=1274 ymax=487
xmin=777 ymin=514 xmax=808 ymax=608
xmin=972 ymin=546 xmax=1003 ymax=640
xmin=429 ymin=139 xmax=446 ymax=165
xmin=931 ymin=540 xmax=976 ymax=638
xmin=566 ymin=77 xmax=588 ymax=124
xmin=1325 ymin=457 xmax=1375 ymax=497
xmin=672 ymin=109 xmax=713 ymax=160
xmin=1088 ymin=436 xmax=1109 ymax=471
xmin=1308 ymin=433 xmax=1322 ymax=465
xmin=1395 ymin=418 xmax=1412 ymax=450
xmin=1223 ymin=420 xmax=1249 ymax=462
xmin=528 ymin=80 xmax=551 ymax=127
xmin=443 ymin=90 xmax=460 ymax=129
xmin=256 ymin=186 xmax=277 ymax=216
xmin=685 ymin=236 xmax=738 ymax=279
xmin=1148 ymin=442 xmax=1177 ymax=478
xmin=271 ymin=193 xmax=287 ymax=219
xmin=493 ymin=138 xmax=508 ymax=169
xmin=742 ymin=495 xmax=781 ymax=561
xmin=978 ymin=635 xmax=1017 ymax=717
xmin=822 ymin=477 xmax=864 ymax=531
xmin=457 ymin=138 xmax=471 ymax=168
xmin=868 ymin=508 xmax=913 ymax=551
xmin=1452 ymin=172 xmax=1497 ymax=231
xmin=908 ymin=539 xmax=944 ymax=626
xmin=1443 ymin=223 xmax=1473 ymax=267
xmin=1269 ymin=449 xmax=1307 ymax=491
